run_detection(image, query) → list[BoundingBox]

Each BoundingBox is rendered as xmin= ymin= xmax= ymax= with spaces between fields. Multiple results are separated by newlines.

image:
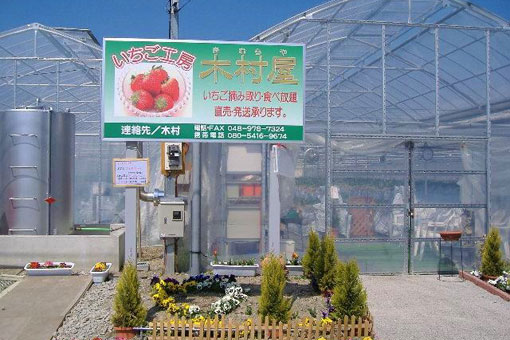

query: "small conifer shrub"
xmin=112 ymin=263 xmax=147 ymax=328
xmin=319 ymin=233 xmax=339 ymax=292
xmin=258 ymin=254 xmax=292 ymax=323
xmin=331 ymin=260 xmax=368 ymax=319
xmin=481 ymin=228 xmax=504 ymax=277
xmin=302 ymin=230 xmax=322 ymax=291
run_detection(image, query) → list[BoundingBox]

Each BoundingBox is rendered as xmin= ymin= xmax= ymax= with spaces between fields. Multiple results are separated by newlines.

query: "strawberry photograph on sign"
xmin=102 ymin=38 xmax=304 ymax=143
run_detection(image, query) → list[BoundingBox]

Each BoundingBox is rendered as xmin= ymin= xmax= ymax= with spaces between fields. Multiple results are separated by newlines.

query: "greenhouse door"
xmin=407 ymin=139 xmax=487 ymax=273
xmin=332 ymin=137 xmax=486 ymax=273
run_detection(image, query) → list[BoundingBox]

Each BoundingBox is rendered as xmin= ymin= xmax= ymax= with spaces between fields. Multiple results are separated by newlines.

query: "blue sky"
xmin=0 ymin=0 xmax=508 ymax=42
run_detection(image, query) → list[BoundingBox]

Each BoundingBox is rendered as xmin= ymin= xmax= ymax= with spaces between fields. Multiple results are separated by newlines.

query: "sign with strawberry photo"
xmin=102 ymin=38 xmax=304 ymax=142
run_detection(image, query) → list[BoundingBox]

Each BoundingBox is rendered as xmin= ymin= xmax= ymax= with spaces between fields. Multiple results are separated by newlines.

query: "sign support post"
xmin=124 ymin=141 xmax=143 ymax=265
xmin=268 ymin=145 xmax=280 ymax=254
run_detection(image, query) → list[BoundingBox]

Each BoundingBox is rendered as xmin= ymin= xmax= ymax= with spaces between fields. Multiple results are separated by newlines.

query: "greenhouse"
xmin=1 ymin=0 xmax=510 ymax=274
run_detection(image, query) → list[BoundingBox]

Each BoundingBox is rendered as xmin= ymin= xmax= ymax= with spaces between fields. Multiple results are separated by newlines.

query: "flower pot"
xmin=286 ymin=265 xmax=303 ymax=276
xmin=439 ymin=231 xmax=462 ymax=241
xmin=114 ymin=326 xmax=136 ymax=339
xmin=481 ymin=274 xmax=499 ymax=281
xmin=211 ymin=263 xmax=259 ymax=276
xmin=89 ymin=263 xmax=112 ymax=283
xmin=24 ymin=262 xmax=74 ymax=276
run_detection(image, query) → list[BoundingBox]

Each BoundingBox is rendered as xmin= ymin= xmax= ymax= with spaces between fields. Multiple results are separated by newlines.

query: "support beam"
xmin=485 ymin=30 xmax=491 ymax=235
xmin=325 ymin=23 xmax=332 ymax=232
xmin=268 ymin=146 xmax=280 ymax=254
xmin=125 ymin=142 xmax=142 ymax=265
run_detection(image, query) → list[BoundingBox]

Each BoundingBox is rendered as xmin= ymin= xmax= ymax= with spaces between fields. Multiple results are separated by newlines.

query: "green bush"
xmin=331 ymin=260 xmax=368 ymax=319
xmin=302 ymin=230 xmax=322 ymax=291
xmin=258 ymin=254 xmax=292 ymax=323
xmin=112 ymin=263 xmax=147 ymax=327
xmin=319 ymin=233 xmax=339 ymax=292
xmin=481 ymin=228 xmax=504 ymax=277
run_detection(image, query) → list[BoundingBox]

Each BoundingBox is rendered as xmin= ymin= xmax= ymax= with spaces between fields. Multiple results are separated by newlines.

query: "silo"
xmin=0 ymin=107 xmax=75 ymax=235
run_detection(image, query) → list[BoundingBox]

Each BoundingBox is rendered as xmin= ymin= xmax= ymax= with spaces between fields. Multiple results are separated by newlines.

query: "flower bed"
xmin=150 ymin=273 xmax=249 ymax=318
xmin=24 ymin=261 xmax=74 ymax=276
xmin=460 ymin=270 xmax=510 ymax=301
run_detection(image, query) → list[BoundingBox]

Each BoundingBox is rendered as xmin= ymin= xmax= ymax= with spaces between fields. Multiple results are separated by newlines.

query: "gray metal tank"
xmin=0 ymin=107 xmax=75 ymax=235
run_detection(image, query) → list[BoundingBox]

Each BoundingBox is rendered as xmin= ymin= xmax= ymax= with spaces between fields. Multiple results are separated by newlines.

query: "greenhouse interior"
xmin=1 ymin=0 xmax=510 ymax=274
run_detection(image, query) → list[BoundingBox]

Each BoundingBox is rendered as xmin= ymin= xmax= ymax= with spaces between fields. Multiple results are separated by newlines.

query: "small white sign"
xmin=112 ymin=158 xmax=149 ymax=187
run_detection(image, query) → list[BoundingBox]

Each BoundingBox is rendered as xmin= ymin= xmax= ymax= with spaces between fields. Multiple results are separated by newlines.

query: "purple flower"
xmin=164 ymin=277 xmax=179 ymax=285
xmin=150 ymin=275 xmax=160 ymax=286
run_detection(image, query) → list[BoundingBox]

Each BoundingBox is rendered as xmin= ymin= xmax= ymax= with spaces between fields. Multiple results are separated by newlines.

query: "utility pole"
xmin=168 ymin=0 xmax=201 ymax=276
xmin=169 ymin=0 xmax=179 ymax=40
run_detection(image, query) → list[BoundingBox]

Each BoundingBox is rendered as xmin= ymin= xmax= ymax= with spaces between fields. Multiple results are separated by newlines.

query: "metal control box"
xmin=163 ymin=143 xmax=183 ymax=171
xmin=158 ymin=200 xmax=185 ymax=238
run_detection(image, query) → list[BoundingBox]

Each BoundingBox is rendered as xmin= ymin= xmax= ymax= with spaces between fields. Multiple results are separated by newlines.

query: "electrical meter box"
xmin=158 ymin=200 xmax=185 ymax=238
xmin=163 ymin=143 xmax=183 ymax=171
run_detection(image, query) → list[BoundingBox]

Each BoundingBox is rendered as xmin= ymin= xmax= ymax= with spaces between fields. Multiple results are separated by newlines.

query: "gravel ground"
xmin=53 ymin=247 xmax=510 ymax=340
xmin=53 ymin=247 xmax=326 ymax=340
xmin=52 ymin=279 xmax=119 ymax=340
xmin=362 ymin=275 xmax=510 ymax=340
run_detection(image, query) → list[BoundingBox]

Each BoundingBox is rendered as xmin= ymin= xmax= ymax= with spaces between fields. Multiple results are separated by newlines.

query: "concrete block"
xmin=0 ymin=228 xmax=125 ymax=272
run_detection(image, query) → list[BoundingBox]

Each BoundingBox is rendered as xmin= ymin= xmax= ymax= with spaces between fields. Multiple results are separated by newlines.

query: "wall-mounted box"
xmin=158 ymin=200 xmax=185 ymax=238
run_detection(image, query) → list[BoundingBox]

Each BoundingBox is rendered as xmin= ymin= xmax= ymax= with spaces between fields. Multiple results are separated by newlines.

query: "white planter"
xmin=24 ymin=262 xmax=74 ymax=276
xmin=211 ymin=263 xmax=259 ymax=277
xmin=89 ymin=263 xmax=112 ymax=283
xmin=286 ymin=265 xmax=303 ymax=276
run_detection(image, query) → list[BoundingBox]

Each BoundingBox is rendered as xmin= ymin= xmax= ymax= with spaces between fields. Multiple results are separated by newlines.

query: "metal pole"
xmin=381 ymin=25 xmax=387 ymax=135
xmin=485 ymin=30 xmax=491 ymax=234
xmin=169 ymin=0 xmax=179 ymax=42
xmin=434 ymin=28 xmax=440 ymax=136
xmin=125 ymin=142 xmax=142 ymax=265
xmin=13 ymin=60 xmax=17 ymax=107
xmin=406 ymin=141 xmax=414 ymax=274
xmin=325 ymin=23 xmax=332 ymax=233
xmin=56 ymin=61 xmax=60 ymax=111
xmin=260 ymin=144 xmax=267 ymax=254
xmin=268 ymin=145 xmax=280 ymax=254
xmin=408 ymin=0 xmax=412 ymax=24
xmin=170 ymin=0 xmax=200 ymax=275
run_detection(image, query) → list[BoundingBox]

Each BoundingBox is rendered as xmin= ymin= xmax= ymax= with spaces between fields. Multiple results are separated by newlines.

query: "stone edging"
xmin=459 ymin=271 xmax=510 ymax=302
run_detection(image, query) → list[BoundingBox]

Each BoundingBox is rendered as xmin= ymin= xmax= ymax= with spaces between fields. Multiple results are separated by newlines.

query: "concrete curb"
xmin=459 ymin=270 xmax=510 ymax=301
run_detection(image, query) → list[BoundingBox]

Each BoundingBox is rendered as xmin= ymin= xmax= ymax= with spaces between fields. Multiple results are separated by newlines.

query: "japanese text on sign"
xmin=113 ymin=158 xmax=149 ymax=187
xmin=102 ymin=39 xmax=304 ymax=142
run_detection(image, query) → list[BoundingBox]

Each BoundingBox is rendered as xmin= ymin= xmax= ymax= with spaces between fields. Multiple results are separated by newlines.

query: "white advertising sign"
xmin=112 ymin=158 xmax=150 ymax=187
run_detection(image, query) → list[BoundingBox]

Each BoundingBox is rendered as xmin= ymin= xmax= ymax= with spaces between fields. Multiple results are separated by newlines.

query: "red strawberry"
xmin=131 ymin=90 xmax=154 ymax=111
xmin=130 ymin=73 xmax=144 ymax=92
xmin=150 ymin=65 xmax=168 ymax=83
xmin=161 ymin=78 xmax=179 ymax=101
xmin=154 ymin=93 xmax=174 ymax=112
xmin=141 ymin=72 xmax=162 ymax=96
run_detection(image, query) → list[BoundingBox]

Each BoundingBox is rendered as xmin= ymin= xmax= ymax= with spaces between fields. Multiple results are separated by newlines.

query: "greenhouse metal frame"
xmin=1 ymin=0 xmax=510 ymax=273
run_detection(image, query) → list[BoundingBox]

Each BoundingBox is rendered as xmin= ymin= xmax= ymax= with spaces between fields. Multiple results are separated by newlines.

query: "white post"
xmin=125 ymin=142 xmax=141 ymax=265
xmin=268 ymin=145 xmax=280 ymax=254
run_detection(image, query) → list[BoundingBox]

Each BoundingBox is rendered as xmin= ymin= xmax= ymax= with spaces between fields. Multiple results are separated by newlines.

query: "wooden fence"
xmin=148 ymin=315 xmax=373 ymax=340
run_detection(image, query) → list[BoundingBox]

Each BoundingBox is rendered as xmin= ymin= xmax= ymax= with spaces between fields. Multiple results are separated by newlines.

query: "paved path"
xmin=0 ymin=275 xmax=91 ymax=340
xmin=362 ymin=275 xmax=510 ymax=340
